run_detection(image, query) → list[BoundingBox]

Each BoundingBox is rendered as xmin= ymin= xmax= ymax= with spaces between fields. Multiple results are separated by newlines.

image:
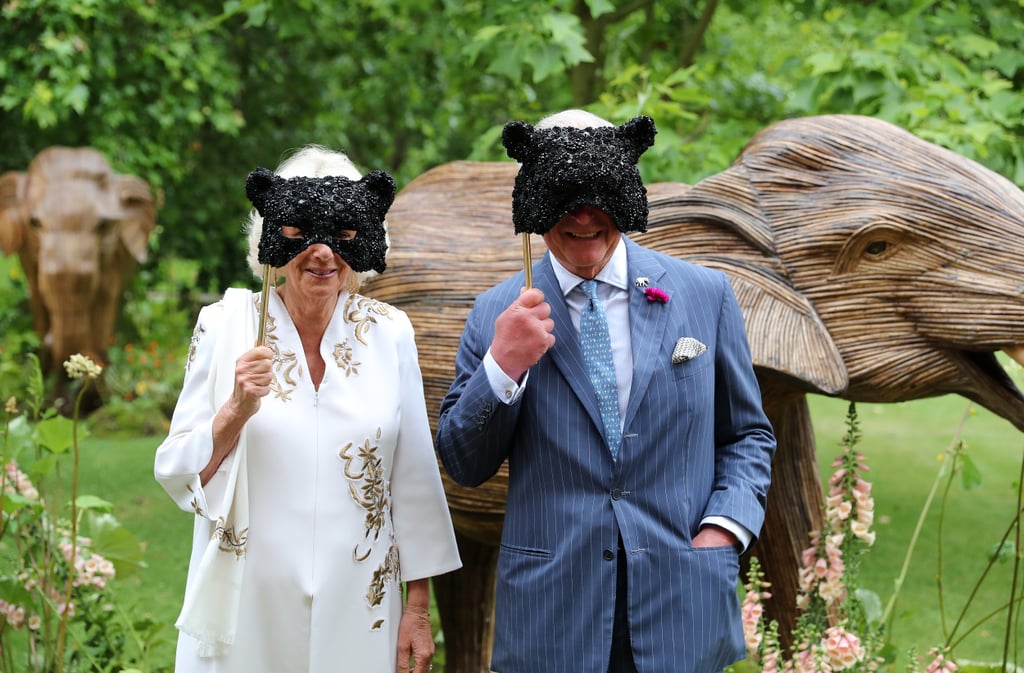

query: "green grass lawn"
xmin=72 ymin=391 xmax=1022 ymax=671
xmin=73 ymin=433 xmax=191 ymax=670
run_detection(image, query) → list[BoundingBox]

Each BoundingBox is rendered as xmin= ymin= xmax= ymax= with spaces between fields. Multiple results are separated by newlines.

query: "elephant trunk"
xmin=36 ymin=231 xmax=104 ymax=369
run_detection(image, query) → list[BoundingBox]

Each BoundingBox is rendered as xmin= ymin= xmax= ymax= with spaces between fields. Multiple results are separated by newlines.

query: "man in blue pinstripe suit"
xmin=435 ymin=109 xmax=776 ymax=673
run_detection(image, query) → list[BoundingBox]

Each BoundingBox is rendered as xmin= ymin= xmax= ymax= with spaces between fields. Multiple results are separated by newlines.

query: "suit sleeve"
xmin=435 ymin=296 xmax=524 ymax=487
xmin=706 ymin=275 xmax=776 ymax=541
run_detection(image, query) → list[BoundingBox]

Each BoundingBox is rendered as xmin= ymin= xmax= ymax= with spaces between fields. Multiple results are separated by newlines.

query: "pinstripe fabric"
xmin=436 ymin=237 xmax=776 ymax=673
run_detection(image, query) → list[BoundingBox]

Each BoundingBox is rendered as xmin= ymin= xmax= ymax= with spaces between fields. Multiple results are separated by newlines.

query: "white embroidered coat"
xmin=154 ymin=288 xmax=462 ymax=673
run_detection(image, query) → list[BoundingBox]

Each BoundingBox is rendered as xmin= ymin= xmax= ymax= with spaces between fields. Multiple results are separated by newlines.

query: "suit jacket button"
xmin=603 ymin=549 xmax=614 ymax=561
xmin=611 ymin=488 xmax=622 ymax=500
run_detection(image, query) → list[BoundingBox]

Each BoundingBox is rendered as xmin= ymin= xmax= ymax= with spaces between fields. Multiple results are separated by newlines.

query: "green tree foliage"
xmin=1 ymin=0 xmax=1023 ymax=292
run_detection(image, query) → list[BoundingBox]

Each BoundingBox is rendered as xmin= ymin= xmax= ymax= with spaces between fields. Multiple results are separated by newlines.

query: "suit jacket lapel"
xmin=623 ymin=240 xmax=670 ymax=431
xmin=534 ymin=254 xmax=607 ymax=435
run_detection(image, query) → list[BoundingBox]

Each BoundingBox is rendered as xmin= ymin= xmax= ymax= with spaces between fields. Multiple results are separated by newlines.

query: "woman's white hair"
xmin=244 ymin=144 xmax=389 ymax=290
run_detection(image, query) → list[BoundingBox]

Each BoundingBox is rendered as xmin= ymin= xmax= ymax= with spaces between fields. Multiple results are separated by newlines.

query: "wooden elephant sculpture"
xmin=362 ymin=114 xmax=1024 ymax=671
xmin=0 ymin=147 xmax=156 ymax=407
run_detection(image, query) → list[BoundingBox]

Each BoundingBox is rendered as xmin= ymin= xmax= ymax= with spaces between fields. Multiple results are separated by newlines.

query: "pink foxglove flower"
xmin=644 ymin=287 xmax=669 ymax=303
xmin=823 ymin=625 xmax=865 ymax=670
xmin=924 ymin=647 xmax=959 ymax=673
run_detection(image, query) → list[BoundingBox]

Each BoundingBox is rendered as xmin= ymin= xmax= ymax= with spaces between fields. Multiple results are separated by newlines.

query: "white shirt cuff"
xmin=484 ymin=349 xmax=526 ymax=405
xmin=701 ymin=515 xmax=753 ymax=551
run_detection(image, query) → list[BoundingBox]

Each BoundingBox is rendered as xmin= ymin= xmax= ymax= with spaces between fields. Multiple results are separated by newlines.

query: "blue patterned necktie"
xmin=579 ymin=279 xmax=622 ymax=458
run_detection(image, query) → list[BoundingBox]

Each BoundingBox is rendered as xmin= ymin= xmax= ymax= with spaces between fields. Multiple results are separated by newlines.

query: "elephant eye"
xmin=28 ymin=216 xmax=42 ymax=229
xmin=864 ymin=240 xmax=890 ymax=258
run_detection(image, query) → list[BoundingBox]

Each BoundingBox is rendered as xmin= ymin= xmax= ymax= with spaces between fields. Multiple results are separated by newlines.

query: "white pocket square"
xmin=672 ymin=337 xmax=707 ymax=364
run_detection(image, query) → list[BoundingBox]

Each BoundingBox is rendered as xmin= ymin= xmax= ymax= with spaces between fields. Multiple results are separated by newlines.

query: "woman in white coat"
xmin=154 ymin=145 xmax=461 ymax=673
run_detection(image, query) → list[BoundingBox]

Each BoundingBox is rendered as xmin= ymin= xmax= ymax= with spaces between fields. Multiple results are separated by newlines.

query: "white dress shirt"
xmin=484 ymin=237 xmax=632 ymax=414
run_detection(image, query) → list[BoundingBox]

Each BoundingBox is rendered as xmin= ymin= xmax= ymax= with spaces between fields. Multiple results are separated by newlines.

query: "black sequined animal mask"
xmin=501 ymin=115 xmax=657 ymax=235
xmin=245 ymin=167 xmax=395 ymax=274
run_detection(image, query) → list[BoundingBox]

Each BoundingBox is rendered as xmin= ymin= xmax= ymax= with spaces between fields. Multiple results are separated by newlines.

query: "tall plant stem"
xmin=948 ymin=594 xmax=1024 ymax=650
xmin=947 ymin=511 xmax=1023 ymax=647
xmin=880 ymin=404 xmax=971 ymax=627
xmin=54 ymin=382 xmax=88 ymax=673
xmin=935 ymin=439 xmax=962 ymax=638
xmin=1002 ymin=452 xmax=1023 ymax=671
xmin=0 ymin=417 xmax=9 ymax=539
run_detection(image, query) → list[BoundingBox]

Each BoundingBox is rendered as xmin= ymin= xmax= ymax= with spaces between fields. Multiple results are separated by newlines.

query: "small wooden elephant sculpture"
xmin=362 ymin=115 xmax=1024 ymax=671
xmin=0 ymin=147 xmax=156 ymax=405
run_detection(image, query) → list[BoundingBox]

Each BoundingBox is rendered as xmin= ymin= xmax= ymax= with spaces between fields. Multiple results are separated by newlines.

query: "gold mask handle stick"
xmin=522 ymin=233 xmax=533 ymax=289
xmin=257 ymin=264 xmax=272 ymax=347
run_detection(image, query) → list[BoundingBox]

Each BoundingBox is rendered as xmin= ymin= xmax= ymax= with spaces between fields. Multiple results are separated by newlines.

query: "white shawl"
xmin=175 ymin=288 xmax=254 ymax=657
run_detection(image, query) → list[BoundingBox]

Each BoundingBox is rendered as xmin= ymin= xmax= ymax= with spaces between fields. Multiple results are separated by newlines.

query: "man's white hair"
xmin=244 ymin=144 xmax=388 ymax=289
xmin=535 ymin=108 xmax=614 ymax=130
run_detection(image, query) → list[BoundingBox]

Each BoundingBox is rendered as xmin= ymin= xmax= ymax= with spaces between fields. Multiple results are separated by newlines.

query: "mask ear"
xmin=245 ymin=167 xmax=278 ymax=213
xmin=618 ymin=115 xmax=657 ymax=161
xmin=361 ymin=170 xmax=397 ymax=219
xmin=501 ymin=121 xmax=536 ymax=163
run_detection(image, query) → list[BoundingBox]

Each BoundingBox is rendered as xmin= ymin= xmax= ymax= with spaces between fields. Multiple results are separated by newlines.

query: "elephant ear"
xmin=115 ymin=175 xmax=157 ymax=264
xmin=641 ymin=176 xmax=848 ymax=395
xmin=695 ymin=257 xmax=848 ymax=394
xmin=0 ymin=170 xmax=27 ymax=255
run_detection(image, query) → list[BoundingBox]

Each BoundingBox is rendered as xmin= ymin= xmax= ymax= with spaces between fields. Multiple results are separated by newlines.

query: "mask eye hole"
xmin=281 ymin=225 xmax=303 ymax=239
xmin=336 ymin=229 xmax=357 ymax=241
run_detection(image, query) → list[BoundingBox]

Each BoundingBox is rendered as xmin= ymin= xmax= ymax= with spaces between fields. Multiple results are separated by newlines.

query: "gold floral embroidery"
xmin=344 ymin=294 xmax=392 ymax=345
xmin=260 ymin=309 xmax=301 ymax=401
xmin=214 ymin=516 xmax=248 ymax=558
xmin=341 ymin=428 xmax=390 ymax=558
xmin=340 ymin=427 xmax=401 ymax=607
xmin=366 ymin=544 xmax=400 ymax=607
xmin=333 ymin=339 xmax=360 ymax=377
xmin=186 ymin=323 xmax=205 ymax=371
xmin=186 ymin=484 xmax=204 ymax=517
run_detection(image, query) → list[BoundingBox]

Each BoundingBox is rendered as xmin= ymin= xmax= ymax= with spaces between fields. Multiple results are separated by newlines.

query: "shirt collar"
xmin=549 ymin=236 xmax=629 ymax=298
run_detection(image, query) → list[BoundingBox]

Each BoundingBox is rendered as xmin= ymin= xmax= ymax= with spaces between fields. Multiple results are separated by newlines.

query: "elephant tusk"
xmin=1006 ymin=345 xmax=1024 ymax=368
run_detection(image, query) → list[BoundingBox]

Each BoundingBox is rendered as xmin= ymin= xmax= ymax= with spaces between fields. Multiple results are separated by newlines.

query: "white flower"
xmin=63 ymin=353 xmax=103 ymax=380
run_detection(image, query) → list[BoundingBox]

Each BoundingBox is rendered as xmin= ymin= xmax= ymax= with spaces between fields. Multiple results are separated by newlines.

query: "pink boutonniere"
xmin=644 ymin=287 xmax=670 ymax=304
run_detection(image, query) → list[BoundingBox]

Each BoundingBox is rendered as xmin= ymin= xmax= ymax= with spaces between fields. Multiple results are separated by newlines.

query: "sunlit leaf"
xmin=959 ymin=453 xmax=982 ymax=491
xmin=76 ymin=494 xmax=115 ymax=512
xmin=2 ymin=492 xmax=42 ymax=515
xmin=853 ymin=587 xmax=883 ymax=627
xmin=2 ymin=415 xmax=35 ymax=462
xmin=0 ymin=577 xmax=33 ymax=606
xmin=583 ymin=0 xmax=614 ymax=18
xmin=806 ymin=51 xmax=845 ymax=76
xmin=86 ymin=512 xmax=147 ymax=577
xmin=33 ymin=414 xmax=75 ymax=454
